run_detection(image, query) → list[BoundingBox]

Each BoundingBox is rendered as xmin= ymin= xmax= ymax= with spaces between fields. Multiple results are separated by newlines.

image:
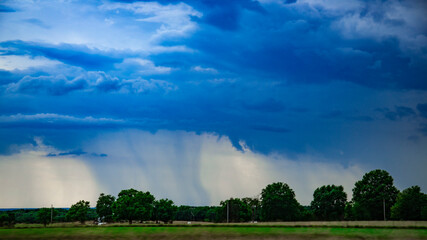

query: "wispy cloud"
xmin=0 ymin=55 xmax=60 ymax=71
xmin=0 ymin=113 xmax=126 ymax=127
xmin=192 ymin=65 xmax=218 ymax=74
xmin=5 ymin=72 xmax=177 ymax=95
xmin=101 ymin=1 xmax=202 ymax=41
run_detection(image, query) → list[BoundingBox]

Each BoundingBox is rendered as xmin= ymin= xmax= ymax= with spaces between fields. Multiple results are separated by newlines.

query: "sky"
xmin=0 ymin=0 xmax=426 ymax=208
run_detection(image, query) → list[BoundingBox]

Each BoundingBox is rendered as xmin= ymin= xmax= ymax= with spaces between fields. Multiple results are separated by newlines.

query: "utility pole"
xmin=227 ymin=201 xmax=229 ymax=223
xmin=383 ymin=198 xmax=386 ymax=221
xmin=252 ymin=206 xmax=255 ymax=223
xmin=51 ymin=204 xmax=53 ymax=224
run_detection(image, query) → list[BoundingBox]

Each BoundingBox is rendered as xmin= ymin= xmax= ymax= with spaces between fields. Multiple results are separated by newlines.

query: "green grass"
xmin=1 ymin=226 xmax=427 ymax=239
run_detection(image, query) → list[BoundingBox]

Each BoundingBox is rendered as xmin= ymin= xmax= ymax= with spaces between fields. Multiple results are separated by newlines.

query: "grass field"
xmin=1 ymin=226 xmax=427 ymax=239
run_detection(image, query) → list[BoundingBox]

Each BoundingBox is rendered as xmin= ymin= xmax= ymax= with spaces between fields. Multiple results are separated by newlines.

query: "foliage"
xmin=66 ymin=200 xmax=91 ymax=224
xmin=174 ymin=206 xmax=221 ymax=222
xmin=311 ymin=185 xmax=347 ymax=220
xmin=352 ymin=169 xmax=399 ymax=220
xmin=219 ymin=198 xmax=251 ymax=222
xmin=5 ymin=169 xmax=427 ymax=225
xmin=261 ymin=182 xmax=301 ymax=221
xmin=153 ymin=199 xmax=177 ymax=223
xmin=37 ymin=208 xmax=57 ymax=227
xmin=299 ymin=205 xmax=314 ymax=221
xmin=15 ymin=210 xmax=38 ymax=223
xmin=11 ymin=209 xmax=68 ymax=224
xmin=96 ymin=193 xmax=115 ymax=223
xmin=0 ymin=211 xmax=15 ymax=227
xmin=0 ymin=212 xmax=8 ymax=227
xmin=53 ymin=209 xmax=69 ymax=222
xmin=242 ymin=197 xmax=261 ymax=221
xmin=113 ymin=188 xmax=155 ymax=224
xmin=344 ymin=202 xmax=354 ymax=220
xmin=87 ymin=208 xmax=98 ymax=221
xmin=391 ymin=186 xmax=427 ymax=220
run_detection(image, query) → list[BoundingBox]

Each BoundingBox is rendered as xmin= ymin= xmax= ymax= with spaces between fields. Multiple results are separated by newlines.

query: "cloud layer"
xmin=1 ymin=0 xmax=427 ymax=207
xmin=0 ymin=130 xmax=365 ymax=207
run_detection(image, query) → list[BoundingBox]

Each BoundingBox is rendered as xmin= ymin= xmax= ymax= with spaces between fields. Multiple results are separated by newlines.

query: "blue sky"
xmin=0 ymin=0 xmax=427 ymax=207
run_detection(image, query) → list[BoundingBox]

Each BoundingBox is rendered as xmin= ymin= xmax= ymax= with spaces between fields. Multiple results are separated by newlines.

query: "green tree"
xmin=344 ymin=201 xmax=354 ymax=220
xmin=242 ymin=197 xmax=261 ymax=221
xmin=113 ymin=188 xmax=155 ymax=224
xmin=219 ymin=198 xmax=251 ymax=222
xmin=96 ymin=193 xmax=115 ymax=223
xmin=352 ymin=169 xmax=399 ymax=220
xmin=311 ymin=185 xmax=347 ymax=220
xmin=0 ymin=212 xmax=9 ymax=227
xmin=153 ymin=199 xmax=177 ymax=223
xmin=37 ymin=208 xmax=57 ymax=227
xmin=299 ymin=205 xmax=314 ymax=221
xmin=15 ymin=210 xmax=38 ymax=223
xmin=1 ymin=212 xmax=15 ymax=227
xmin=66 ymin=200 xmax=90 ymax=224
xmin=391 ymin=186 xmax=427 ymax=220
xmin=261 ymin=182 xmax=301 ymax=221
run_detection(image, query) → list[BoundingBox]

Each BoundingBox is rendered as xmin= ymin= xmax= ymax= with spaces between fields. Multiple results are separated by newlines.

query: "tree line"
xmin=1 ymin=169 xmax=426 ymax=227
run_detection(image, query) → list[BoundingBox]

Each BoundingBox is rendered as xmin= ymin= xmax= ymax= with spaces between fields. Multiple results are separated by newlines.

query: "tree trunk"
xmin=129 ymin=219 xmax=132 ymax=224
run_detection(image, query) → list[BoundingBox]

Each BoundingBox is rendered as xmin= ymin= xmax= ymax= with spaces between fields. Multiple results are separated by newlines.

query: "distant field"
xmin=1 ymin=225 xmax=427 ymax=240
xmin=13 ymin=220 xmax=427 ymax=228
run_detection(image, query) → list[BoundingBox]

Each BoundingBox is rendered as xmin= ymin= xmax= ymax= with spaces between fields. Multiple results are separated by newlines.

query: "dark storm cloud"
xmin=0 ymin=5 xmax=15 ymax=12
xmin=0 ymin=113 xmax=128 ymax=130
xmin=419 ymin=124 xmax=427 ymax=136
xmin=320 ymin=110 xmax=373 ymax=122
xmin=58 ymin=149 xmax=87 ymax=156
xmin=250 ymin=125 xmax=290 ymax=133
xmin=47 ymin=150 xmax=108 ymax=157
xmin=5 ymin=71 xmax=175 ymax=95
xmin=1 ymin=0 xmax=427 ymax=208
xmin=7 ymin=75 xmax=88 ymax=95
xmin=241 ymin=98 xmax=286 ymax=113
xmin=195 ymin=0 xmax=265 ymax=31
xmin=417 ymin=103 xmax=427 ymax=119
xmin=321 ymin=110 xmax=343 ymax=119
xmin=157 ymin=0 xmax=426 ymax=89
xmin=376 ymin=106 xmax=416 ymax=121
xmin=0 ymin=0 xmax=426 ymax=169
xmin=0 ymin=41 xmax=122 ymax=70
xmin=110 ymin=0 xmax=265 ymax=30
xmin=0 ymin=70 xmax=16 ymax=85
xmin=407 ymin=135 xmax=420 ymax=143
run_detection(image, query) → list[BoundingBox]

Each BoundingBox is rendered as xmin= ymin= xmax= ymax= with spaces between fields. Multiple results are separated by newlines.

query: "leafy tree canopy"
xmin=391 ymin=186 xmax=427 ymax=220
xmin=219 ymin=198 xmax=252 ymax=223
xmin=311 ymin=185 xmax=347 ymax=220
xmin=37 ymin=208 xmax=57 ymax=227
xmin=0 ymin=212 xmax=14 ymax=227
xmin=66 ymin=200 xmax=91 ymax=224
xmin=261 ymin=182 xmax=301 ymax=221
xmin=96 ymin=193 xmax=115 ymax=223
xmin=153 ymin=198 xmax=177 ymax=223
xmin=352 ymin=169 xmax=399 ymax=220
xmin=113 ymin=188 xmax=155 ymax=224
